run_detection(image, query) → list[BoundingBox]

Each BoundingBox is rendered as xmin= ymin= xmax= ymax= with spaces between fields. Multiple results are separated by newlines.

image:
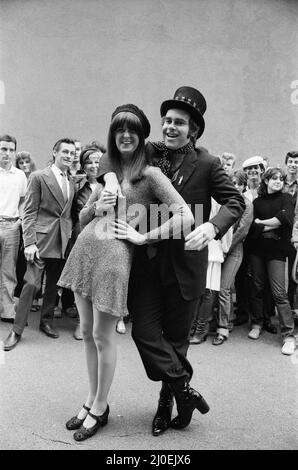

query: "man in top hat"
xmin=99 ymin=86 xmax=245 ymax=435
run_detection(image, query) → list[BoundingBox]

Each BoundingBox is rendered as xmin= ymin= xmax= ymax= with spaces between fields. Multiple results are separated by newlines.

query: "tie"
xmin=61 ymin=172 xmax=68 ymax=202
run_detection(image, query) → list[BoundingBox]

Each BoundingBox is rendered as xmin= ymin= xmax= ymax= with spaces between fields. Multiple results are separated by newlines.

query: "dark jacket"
xmin=142 ymin=143 xmax=245 ymax=299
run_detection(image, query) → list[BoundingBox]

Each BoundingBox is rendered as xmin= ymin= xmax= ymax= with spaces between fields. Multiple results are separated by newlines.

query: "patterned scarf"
xmin=151 ymin=141 xmax=194 ymax=178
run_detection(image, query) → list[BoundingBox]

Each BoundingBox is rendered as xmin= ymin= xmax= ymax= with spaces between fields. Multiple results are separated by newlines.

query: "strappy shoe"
xmin=65 ymin=404 xmax=90 ymax=430
xmin=73 ymin=406 xmax=110 ymax=441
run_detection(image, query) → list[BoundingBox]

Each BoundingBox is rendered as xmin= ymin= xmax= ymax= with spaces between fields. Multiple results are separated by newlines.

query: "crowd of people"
xmin=0 ymin=85 xmax=297 ymax=442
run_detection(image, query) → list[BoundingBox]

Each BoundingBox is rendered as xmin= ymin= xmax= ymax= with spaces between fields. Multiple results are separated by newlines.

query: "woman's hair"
xmin=107 ymin=111 xmax=147 ymax=183
xmin=15 ymin=151 xmax=36 ymax=172
xmin=84 ymin=140 xmax=106 ymax=154
xmin=258 ymin=166 xmax=286 ymax=197
xmin=232 ymin=170 xmax=247 ymax=189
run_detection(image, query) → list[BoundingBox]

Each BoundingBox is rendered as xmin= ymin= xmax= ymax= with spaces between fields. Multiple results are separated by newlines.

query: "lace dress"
xmin=58 ymin=167 xmax=186 ymax=317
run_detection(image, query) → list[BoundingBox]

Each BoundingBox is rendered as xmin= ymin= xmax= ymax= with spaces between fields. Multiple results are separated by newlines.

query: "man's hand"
xmin=185 ymin=222 xmax=217 ymax=251
xmin=24 ymin=244 xmax=40 ymax=263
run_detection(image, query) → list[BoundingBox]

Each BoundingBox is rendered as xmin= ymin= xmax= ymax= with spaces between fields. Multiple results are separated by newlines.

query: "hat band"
xmin=174 ymin=95 xmax=199 ymax=110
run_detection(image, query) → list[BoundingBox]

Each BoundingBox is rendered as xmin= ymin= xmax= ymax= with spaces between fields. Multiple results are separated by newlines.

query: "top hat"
xmin=160 ymin=86 xmax=207 ymax=139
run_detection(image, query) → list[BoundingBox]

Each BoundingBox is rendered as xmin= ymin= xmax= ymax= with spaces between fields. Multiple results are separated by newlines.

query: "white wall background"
xmin=0 ymin=0 xmax=298 ymax=168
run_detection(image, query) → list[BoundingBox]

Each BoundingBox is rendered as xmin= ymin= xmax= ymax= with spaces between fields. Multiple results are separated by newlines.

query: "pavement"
xmin=0 ymin=312 xmax=297 ymax=451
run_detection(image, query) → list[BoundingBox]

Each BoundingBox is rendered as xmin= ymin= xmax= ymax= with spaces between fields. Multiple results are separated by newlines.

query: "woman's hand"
xmin=94 ymin=189 xmax=117 ymax=216
xmin=254 ymin=218 xmax=262 ymax=224
xmin=111 ymin=219 xmax=146 ymax=245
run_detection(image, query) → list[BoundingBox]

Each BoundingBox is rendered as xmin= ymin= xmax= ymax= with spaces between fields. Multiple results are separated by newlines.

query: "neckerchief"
xmin=151 ymin=141 xmax=194 ymax=179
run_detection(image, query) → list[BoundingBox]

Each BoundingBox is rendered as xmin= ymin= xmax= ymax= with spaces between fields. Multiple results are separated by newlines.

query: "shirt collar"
xmin=51 ymin=163 xmax=68 ymax=178
xmin=0 ymin=164 xmax=17 ymax=174
xmin=285 ymin=177 xmax=298 ymax=186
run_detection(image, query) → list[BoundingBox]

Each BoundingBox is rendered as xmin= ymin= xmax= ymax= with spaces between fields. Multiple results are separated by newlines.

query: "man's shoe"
xmin=152 ymin=383 xmax=174 ymax=436
xmin=73 ymin=324 xmax=83 ymax=341
xmin=263 ymin=321 xmax=277 ymax=334
xmin=39 ymin=323 xmax=59 ymax=339
xmin=170 ymin=380 xmax=209 ymax=429
xmin=248 ymin=327 xmax=262 ymax=340
xmin=1 ymin=317 xmax=15 ymax=324
xmin=281 ymin=340 xmax=296 ymax=356
xmin=4 ymin=331 xmax=21 ymax=351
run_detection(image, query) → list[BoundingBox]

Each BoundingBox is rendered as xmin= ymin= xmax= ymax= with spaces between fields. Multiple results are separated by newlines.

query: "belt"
xmin=0 ymin=217 xmax=20 ymax=222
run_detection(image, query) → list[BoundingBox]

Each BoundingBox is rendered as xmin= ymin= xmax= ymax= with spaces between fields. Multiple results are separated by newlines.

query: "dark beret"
xmin=111 ymin=103 xmax=150 ymax=138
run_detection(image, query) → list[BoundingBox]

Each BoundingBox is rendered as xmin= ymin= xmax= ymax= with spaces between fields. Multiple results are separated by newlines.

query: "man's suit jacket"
xmin=143 ymin=143 xmax=245 ymax=300
xmin=22 ymin=167 xmax=75 ymax=259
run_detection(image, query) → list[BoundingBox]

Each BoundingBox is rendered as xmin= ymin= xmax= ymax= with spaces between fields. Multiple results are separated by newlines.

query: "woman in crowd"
xmin=58 ymin=104 xmax=193 ymax=441
xmin=15 ymin=151 xmax=36 ymax=178
xmin=246 ymin=167 xmax=296 ymax=355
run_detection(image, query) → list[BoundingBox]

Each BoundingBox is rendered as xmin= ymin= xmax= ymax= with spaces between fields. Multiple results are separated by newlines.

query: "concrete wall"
xmin=0 ymin=0 xmax=298 ymax=169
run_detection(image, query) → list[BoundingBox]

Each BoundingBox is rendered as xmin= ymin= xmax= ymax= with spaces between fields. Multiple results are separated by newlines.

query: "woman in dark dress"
xmin=246 ymin=167 xmax=296 ymax=355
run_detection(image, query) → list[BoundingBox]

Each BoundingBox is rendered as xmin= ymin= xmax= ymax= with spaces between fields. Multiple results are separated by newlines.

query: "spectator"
xmin=233 ymin=156 xmax=266 ymax=326
xmin=221 ymin=152 xmax=236 ymax=177
xmin=15 ymin=151 xmax=36 ymax=177
xmin=3 ymin=138 xmax=76 ymax=351
xmin=283 ymin=150 xmax=298 ymax=314
xmin=0 ymin=135 xmax=27 ymax=323
xmin=246 ymin=167 xmax=295 ymax=355
xmin=69 ymin=139 xmax=82 ymax=177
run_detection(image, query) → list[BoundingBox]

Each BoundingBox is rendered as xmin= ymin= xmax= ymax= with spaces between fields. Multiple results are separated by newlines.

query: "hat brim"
xmin=160 ymin=100 xmax=205 ymax=139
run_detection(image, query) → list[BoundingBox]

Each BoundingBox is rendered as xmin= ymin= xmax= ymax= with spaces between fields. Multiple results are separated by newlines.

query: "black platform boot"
xmin=170 ymin=379 xmax=209 ymax=429
xmin=152 ymin=382 xmax=174 ymax=436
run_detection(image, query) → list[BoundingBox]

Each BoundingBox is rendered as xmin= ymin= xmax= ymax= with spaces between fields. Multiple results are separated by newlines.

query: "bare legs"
xmin=74 ymin=293 xmax=118 ymax=427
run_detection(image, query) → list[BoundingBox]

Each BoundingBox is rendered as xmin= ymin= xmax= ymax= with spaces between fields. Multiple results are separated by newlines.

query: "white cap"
xmin=242 ymin=156 xmax=265 ymax=170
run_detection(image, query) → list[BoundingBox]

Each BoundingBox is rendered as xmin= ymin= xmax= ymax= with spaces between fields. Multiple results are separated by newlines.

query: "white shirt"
xmin=0 ymin=165 xmax=27 ymax=217
xmin=51 ymin=164 xmax=70 ymax=199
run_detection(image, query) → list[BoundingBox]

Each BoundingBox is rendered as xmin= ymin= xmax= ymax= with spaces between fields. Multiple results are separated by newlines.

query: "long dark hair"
xmin=258 ymin=167 xmax=286 ymax=197
xmin=107 ymin=112 xmax=147 ymax=183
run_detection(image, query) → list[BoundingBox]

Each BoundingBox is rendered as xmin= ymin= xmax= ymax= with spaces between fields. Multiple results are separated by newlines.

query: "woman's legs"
xmin=74 ymin=293 xmax=97 ymax=419
xmin=83 ymin=308 xmax=118 ymax=428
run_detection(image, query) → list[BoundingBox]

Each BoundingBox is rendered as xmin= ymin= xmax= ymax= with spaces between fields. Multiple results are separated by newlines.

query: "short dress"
xmin=58 ymin=166 xmax=186 ymax=317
